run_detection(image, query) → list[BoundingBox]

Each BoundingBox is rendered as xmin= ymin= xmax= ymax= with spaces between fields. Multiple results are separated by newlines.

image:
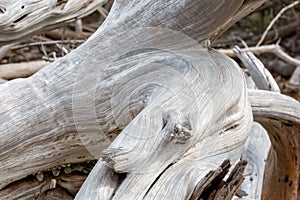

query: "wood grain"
xmin=2 ymin=0 xmax=298 ymax=199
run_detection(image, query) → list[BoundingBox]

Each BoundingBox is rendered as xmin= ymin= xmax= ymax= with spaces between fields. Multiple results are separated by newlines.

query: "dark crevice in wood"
xmin=190 ymin=160 xmax=248 ymax=200
xmin=143 ymin=163 xmax=174 ymax=198
xmin=13 ymin=13 xmax=29 ymax=23
xmin=56 ymin=0 xmax=68 ymax=7
xmin=191 ymin=160 xmax=231 ymax=200
xmin=0 ymin=6 xmax=6 ymax=14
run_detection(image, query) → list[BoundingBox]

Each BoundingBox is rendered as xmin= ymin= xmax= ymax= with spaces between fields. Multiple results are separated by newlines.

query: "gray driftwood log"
xmin=0 ymin=0 xmax=107 ymax=45
xmin=0 ymin=0 xmax=300 ymax=199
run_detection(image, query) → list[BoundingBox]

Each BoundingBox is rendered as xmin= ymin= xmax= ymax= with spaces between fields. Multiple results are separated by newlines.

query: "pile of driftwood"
xmin=0 ymin=0 xmax=299 ymax=199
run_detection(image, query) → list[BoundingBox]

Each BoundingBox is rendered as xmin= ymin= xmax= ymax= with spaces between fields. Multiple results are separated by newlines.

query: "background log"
xmin=0 ymin=171 xmax=87 ymax=199
xmin=0 ymin=0 xmax=107 ymax=45
xmin=0 ymin=60 xmax=49 ymax=79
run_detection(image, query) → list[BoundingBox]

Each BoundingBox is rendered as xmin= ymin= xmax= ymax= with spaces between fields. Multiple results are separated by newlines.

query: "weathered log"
xmin=2 ymin=0 xmax=299 ymax=199
xmin=74 ymin=89 xmax=300 ymax=200
xmin=74 ymin=45 xmax=252 ymax=200
xmin=1 ymin=89 xmax=298 ymax=199
xmin=0 ymin=0 xmax=107 ymax=45
xmin=0 ymin=34 xmax=252 ymax=193
xmin=0 ymin=0 xmax=267 ymax=193
xmin=233 ymin=46 xmax=275 ymax=200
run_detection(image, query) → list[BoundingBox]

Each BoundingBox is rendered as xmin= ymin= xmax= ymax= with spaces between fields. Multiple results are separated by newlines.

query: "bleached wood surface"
xmin=236 ymin=122 xmax=271 ymax=200
xmin=0 ymin=0 xmax=107 ymax=45
xmin=234 ymin=49 xmax=276 ymax=200
xmin=0 ymin=0 xmax=267 ymax=192
xmin=2 ymin=0 xmax=299 ymax=199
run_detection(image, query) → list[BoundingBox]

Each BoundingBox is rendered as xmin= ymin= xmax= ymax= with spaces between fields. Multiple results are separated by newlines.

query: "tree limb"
xmin=219 ymin=44 xmax=300 ymax=66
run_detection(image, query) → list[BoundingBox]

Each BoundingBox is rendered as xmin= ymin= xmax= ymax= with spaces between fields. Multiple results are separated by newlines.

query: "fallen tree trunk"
xmin=1 ymin=0 xmax=300 ymax=199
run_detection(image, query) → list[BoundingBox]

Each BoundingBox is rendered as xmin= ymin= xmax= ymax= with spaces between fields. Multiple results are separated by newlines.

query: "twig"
xmin=61 ymin=23 xmax=66 ymax=56
xmin=98 ymin=6 xmax=109 ymax=18
xmin=256 ymin=1 xmax=300 ymax=46
xmin=219 ymin=44 xmax=300 ymax=66
xmin=214 ymin=20 xmax=300 ymax=46
xmin=10 ymin=40 xmax=85 ymax=50
xmin=45 ymin=29 xmax=91 ymax=41
xmin=41 ymin=43 xmax=48 ymax=59
xmin=75 ymin=19 xmax=83 ymax=34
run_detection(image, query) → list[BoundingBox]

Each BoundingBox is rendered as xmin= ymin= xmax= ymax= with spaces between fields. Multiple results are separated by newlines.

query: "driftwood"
xmin=1 ymin=0 xmax=300 ymax=199
xmin=0 ymin=0 xmax=107 ymax=45
xmin=236 ymin=49 xmax=300 ymax=199
xmin=233 ymin=50 xmax=274 ymax=200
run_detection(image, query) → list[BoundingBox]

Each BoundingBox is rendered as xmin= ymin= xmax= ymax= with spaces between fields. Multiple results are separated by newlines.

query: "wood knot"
xmin=171 ymin=122 xmax=192 ymax=143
